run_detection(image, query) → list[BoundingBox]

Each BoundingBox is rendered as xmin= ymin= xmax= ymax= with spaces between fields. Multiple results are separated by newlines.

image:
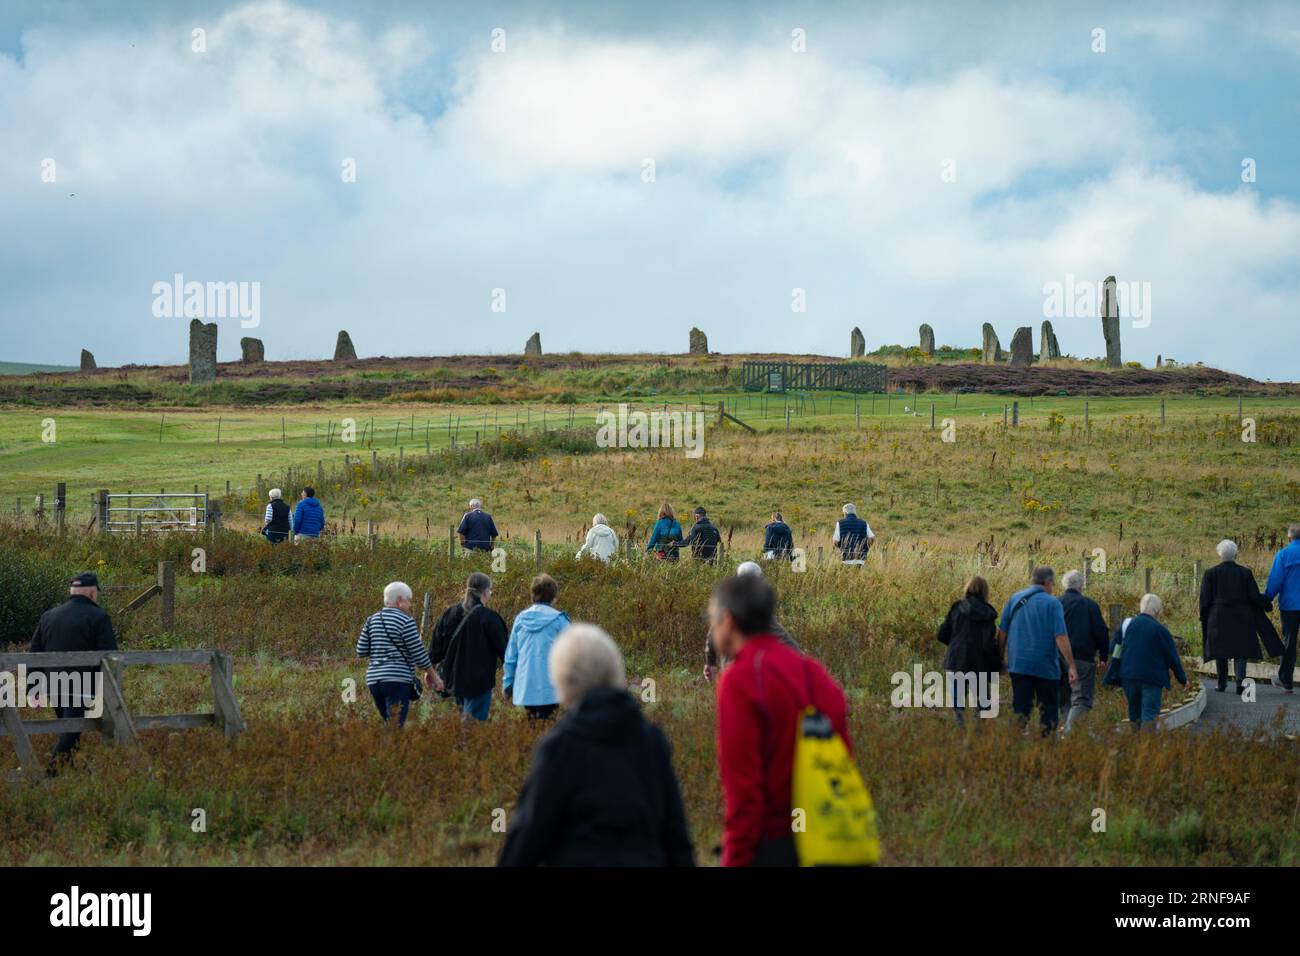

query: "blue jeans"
xmin=370 ymin=680 xmax=413 ymax=727
xmin=1122 ymin=679 xmax=1163 ymax=729
xmin=456 ymin=689 xmax=492 ymax=722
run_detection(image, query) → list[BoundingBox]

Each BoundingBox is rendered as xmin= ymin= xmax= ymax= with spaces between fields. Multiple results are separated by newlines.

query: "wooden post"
xmin=1003 ymin=404 xmax=1008 ymax=428
xmin=1160 ymin=398 xmax=1166 ymax=425
xmin=135 ymin=514 xmax=143 ymax=537
xmin=1108 ymin=603 xmax=1123 ymax=633
xmin=1144 ymin=567 xmax=1152 ymax=593
xmin=367 ymin=520 xmax=376 ymax=550
xmin=1084 ymin=401 xmax=1090 ymax=430
xmin=99 ymin=658 xmax=139 ymax=746
xmin=420 ymin=592 xmax=433 ymax=638
xmin=1012 ymin=401 xmax=1019 ymax=427
xmin=0 ymin=701 xmax=35 ymax=773
xmin=1193 ymin=560 xmax=1201 ymax=593
xmin=158 ymin=561 xmax=175 ymax=630
xmin=534 ymin=530 xmax=543 ymax=566
xmin=930 ymin=404 xmax=935 ymax=429
xmin=449 ymin=525 xmax=456 ymax=559
xmin=1082 ymin=556 xmax=1090 ymax=590
xmin=210 ymin=651 xmax=245 ymax=741
xmin=97 ymin=490 xmax=109 ymax=533
xmin=55 ymin=481 xmax=66 ymax=536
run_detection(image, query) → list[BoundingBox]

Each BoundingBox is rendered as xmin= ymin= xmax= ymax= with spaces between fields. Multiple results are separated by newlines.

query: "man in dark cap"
xmin=29 ymin=571 xmax=118 ymax=772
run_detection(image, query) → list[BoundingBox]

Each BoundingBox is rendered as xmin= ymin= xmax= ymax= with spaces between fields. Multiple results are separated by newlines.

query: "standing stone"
xmin=79 ymin=349 xmax=96 ymax=371
xmin=524 ymin=332 xmax=542 ymax=356
xmin=1039 ymin=320 xmax=1061 ymax=360
xmin=1156 ymin=354 xmax=1162 ymax=368
xmin=918 ymin=324 xmax=935 ymax=356
xmin=850 ymin=327 xmax=865 ymax=358
xmin=689 ymin=327 xmax=708 ymax=355
xmin=240 ymin=337 xmax=264 ymax=363
xmin=188 ymin=319 xmax=218 ymax=385
xmin=1009 ymin=327 xmax=1034 ymax=367
xmin=981 ymin=323 xmax=1002 ymax=364
xmin=334 ymin=330 xmax=357 ymax=362
xmin=1101 ymin=275 xmax=1121 ymax=367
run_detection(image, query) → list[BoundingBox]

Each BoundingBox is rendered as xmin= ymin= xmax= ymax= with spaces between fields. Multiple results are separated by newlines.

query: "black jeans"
xmin=1280 ymin=610 xmax=1300 ymax=690
xmin=525 ymin=704 xmax=558 ymax=721
xmin=1010 ymin=673 xmax=1059 ymax=735
xmin=50 ymin=702 xmax=87 ymax=770
xmin=1215 ymin=657 xmax=1247 ymax=689
xmin=370 ymin=681 xmax=413 ymax=727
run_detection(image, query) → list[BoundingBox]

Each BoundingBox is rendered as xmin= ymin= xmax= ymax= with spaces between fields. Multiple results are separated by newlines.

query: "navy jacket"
xmin=1114 ymin=614 xmax=1188 ymax=689
xmin=1060 ymin=589 xmax=1110 ymax=663
xmin=457 ymin=509 xmax=498 ymax=550
xmin=763 ymin=521 xmax=794 ymax=559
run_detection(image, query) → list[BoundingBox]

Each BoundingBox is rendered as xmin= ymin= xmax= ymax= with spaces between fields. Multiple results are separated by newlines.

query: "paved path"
xmin=1192 ymin=676 xmax=1300 ymax=736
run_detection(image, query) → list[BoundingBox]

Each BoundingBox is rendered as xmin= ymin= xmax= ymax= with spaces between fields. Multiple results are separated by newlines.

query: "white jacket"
xmin=576 ymin=524 xmax=620 ymax=562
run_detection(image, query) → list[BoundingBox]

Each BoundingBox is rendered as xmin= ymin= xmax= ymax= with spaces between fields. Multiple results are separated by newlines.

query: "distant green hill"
xmin=0 ymin=361 xmax=79 ymax=375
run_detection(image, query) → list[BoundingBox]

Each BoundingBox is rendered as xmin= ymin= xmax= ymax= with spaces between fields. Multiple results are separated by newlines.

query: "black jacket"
xmin=1200 ymin=560 xmax=1274 ymax=661
xmin=30 ymin=595 xmax=118 ymax=684
xmin=682 ymin=518 xmax=721 ymax=560
xmin=438 ymin=604 xmax=509 ymax=699
xmin=763 ymin=521 xmax=794 ymax=559
xmin=936 ymin=597 xmax=1000 ymax=674
xmin=498 ymin=687 xmax=695 ymax=867
xmin=1059 ymin=589 xmax=1110 ymax=663
xmin=263 ymin=498 xmax=290 ymax=535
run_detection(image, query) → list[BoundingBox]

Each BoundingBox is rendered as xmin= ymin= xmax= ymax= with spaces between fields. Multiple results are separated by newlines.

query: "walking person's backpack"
xmin=1102 ymin=617 xmax=1132 ymax=688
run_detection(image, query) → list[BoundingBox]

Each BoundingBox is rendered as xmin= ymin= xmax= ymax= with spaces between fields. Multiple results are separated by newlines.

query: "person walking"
xmin=1200 ymin=539 xmax=1273 ymax=694
xmin=997 ymin=566 xmax=1077 ymax=735
xmin=1113 ymin=594 xmax=1188 ymax=731
xmin=498 ymin=624 xmax=695 ymax=867
xmin=261 ymin=488 xmax=290 ymax=544
xmin=576 ymin=513 xmax=620 ymax=563
xmin=710 ymin=573 xmax=854 ymax=866
xmin=936 ymin=575 xmax=1001 ymax=722
xmin=1057 ymin=569 xmax=1110 ymax=732
xmin=1264 ymin=523 xmax=1300 ymax=693
xmin=456 ymin=498 xmax=498 ymax=552
xmin=646 ymin=503 xmax=683 ymax=561
xmin=681 ymin=507 xmax=722 ymax=561
xmin=291 ymin=486 xmax=325 ymax=543
xmin=28 ymin=571 xmax=118 ymax=774
xmin=704 ymin=561 xmax=799 ymax=683
xmin=355 ymin=581 xmax=437 ymax=727
xmin=432 ymin=572 xmax=509 ymax=721
xmin=833 ymin=503 xmax=874 ymax=564
xmin=762 ymin=511 xmax=794 ymax=561
xmin=503 ymin=574 xmax=571 ymax=720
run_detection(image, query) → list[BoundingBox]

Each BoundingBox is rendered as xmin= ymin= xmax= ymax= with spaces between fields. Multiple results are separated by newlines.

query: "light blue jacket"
xmin=503 ymin=603 xmax=571 ymax=706
xmin=1265 ymin=540 xmax=1300 ymax=612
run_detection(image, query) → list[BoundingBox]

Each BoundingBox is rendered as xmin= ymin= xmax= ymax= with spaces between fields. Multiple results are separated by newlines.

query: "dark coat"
xmin=1200 ymin=560 xmax=1274 ymax=661
xmin=498 ymin=687 xmax=695 ymax=867
xmin=682 ymin=518 xmax=721 ymax=560
xmin=763 ymin=521 xmax=794 ymax=559
xmin=1059 ymin=589 xmax=1110 ymax=663
xmin=437 ymin=604 xmax=509 ymax=699
xmin=1110 ymin=614 xmax=1188 ymax=689
xmin=30 ymin=595 xmax=118 ymax=687
xmin=936 ymin=597 xmax=1000 ymax=674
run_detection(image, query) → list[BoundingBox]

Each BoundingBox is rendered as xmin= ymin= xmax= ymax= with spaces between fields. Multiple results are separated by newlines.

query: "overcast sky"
xmin=2 ymin=0 xmax=1298 ymax=377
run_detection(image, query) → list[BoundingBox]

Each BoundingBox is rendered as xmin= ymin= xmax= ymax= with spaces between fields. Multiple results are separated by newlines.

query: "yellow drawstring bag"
xmin=791 ymin=706 xmax=881 ymax=866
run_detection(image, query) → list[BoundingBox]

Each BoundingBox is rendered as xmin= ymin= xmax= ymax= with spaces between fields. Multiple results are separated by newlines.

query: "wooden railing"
xmin=0 ymin=650 xmax=244 ymax=778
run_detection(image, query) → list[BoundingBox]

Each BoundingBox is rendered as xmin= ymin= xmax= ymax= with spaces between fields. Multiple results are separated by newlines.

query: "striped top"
xmin=264 ymin=503 xmax=274 ymax=523
xmin=356 ymin=607 xmax=431 ymax=686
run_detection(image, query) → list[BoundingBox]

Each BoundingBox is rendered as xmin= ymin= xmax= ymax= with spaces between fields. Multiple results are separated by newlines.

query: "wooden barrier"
xmin=0 ymin=649 xmax=245 ymax=778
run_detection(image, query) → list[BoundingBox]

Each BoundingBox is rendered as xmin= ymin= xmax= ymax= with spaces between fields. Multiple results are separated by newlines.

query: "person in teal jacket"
xmin=646 ymin=502 xmax=683 ymax=561
xmin=1113 ymin=593 xmax=1188 ymax=732
xmin=503 ymin=574 xmax=571 ymax=720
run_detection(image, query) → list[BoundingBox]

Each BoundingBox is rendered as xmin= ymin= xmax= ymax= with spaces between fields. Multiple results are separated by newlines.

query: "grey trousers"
xmin=1060 ymin=660 xmax=1097 ymax=733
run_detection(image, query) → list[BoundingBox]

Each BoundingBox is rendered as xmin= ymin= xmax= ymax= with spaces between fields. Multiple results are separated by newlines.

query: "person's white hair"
xmin=268 ymin=488 xmax=282 ymax=500
xmin=1062 ymin=569 xmax=1085 ymax=591
xmin=593 ymin=513 xmax=607 ymax=526
xmin=1216 ymin=539 xmax=1238 ymax=561
xmin=549 ymin=623 xmax=626 ymax=707
xmin=1139 ymin=593 xmax=1163 ymax=617
xmin=842 ymin=503 xmax=857 ymax=515
xmin=468 ymin=498 xmax=482 ymax=510
xmin=736 ymin=561 xmax=763 ymax=577
xmin=383 ymin=581 xmax=413 ymax=606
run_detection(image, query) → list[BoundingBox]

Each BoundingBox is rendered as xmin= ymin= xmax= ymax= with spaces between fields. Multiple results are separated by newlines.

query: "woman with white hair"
xmin=833 ymin=503 xmax=875 ymax=564
xmin=1199 ymin=539 xmax=1276 ymax=694
xmin=1110 ymin=594 xmax=1188 ymax=731
xmin=261 ymin=488 xmax=290 ymax=544
xmin=576 ymin=513 xmax=620 ymax=563
xmin=498 ymin=624 xmax=694 ymax=867
xmin=355 ymin=581 xmax=436 ymax=727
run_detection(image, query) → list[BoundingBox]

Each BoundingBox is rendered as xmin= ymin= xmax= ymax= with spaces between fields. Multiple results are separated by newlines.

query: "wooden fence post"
xmin=97 ymin=490 xmax=109 ymax=534
xmin=534 ymin=530 xmax=543 ymax=566
xmin=1108 ymin=603 xmax=1123 ymax=633
xmin=420 ymin=592 xmax=433 ymax=638
xmin=449 ymin=525 xmax=456 ymax=560
xmin=55 ymin=481 xmax=66 ymax=537
xmin=1144 ymin=567 xmax=1152 ymax=593
xmin=158 ymin=561 xmax=175 ymax=631
xmin=210 ymin=651 xmax=245 ymax=741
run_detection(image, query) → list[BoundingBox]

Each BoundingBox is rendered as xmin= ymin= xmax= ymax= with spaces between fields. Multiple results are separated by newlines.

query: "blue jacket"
xmin=646 ymin=517 xmax=682 ymax=552
xmin=292 ymin=497 xmax=325 ymax=537
xmin=1265 ymin=540 xmax=1300 ymax=611
xmin=1114 ymin=614 xmax=1188 ymax=689
xmin=504 ymin=603 xmax=571 ymax=706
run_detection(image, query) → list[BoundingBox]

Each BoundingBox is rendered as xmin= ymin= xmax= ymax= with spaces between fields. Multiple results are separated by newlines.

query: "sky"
xmin=1 ymin=0 xmax=1298 ymax=378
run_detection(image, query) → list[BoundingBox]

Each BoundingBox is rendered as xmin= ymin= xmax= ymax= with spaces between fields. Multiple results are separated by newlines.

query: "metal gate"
xmin=103 ymin=493 xmax=208 ymax=533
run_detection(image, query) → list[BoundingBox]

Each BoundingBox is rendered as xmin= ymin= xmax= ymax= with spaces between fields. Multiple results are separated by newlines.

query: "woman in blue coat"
xmin=645 ymin=502 xmax=683 ymax=562
xmin=1111 ymin=593 xmax=1188 ymax=731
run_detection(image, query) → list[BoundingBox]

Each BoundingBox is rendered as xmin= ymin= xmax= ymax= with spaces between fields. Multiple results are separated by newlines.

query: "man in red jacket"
xmin=710 ymin=573 xmax=852 ymax=866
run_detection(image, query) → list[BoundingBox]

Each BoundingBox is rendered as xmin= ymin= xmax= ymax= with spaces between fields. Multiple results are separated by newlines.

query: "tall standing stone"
xmin=850 ymin=327 xmax=865 ymax=358
xmin=334 ymin=330 xmax=357 ymax=362
xmin=79 ymin=349 xmax=96 ymax=371
xmin=981 ymin=323 xmax=1002 ymax=364
xmin=524 ymin=332 xmax=542 ymax=356
xmin=1101 ymin=275 xmax=1121 ymax=367
xmin=240 ymin=337 xmax=264 ymax=363
xmin=1009 ymin=327 xmax=1034 ymax=367
xmin=918 ymin=324 xmax=935 ymax=356
xmin=1039 ymin=320 xmax=1060 ymax=360
xmin=689 ymin=327 xmax=708 ymax=355
xmin=188 ymin=319 xmax=218 ymax=385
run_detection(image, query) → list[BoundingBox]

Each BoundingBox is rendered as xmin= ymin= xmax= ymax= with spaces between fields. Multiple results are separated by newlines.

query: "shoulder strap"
xmin=377 ymin=611 xmax=414 ymax=669
xmin=1005 ymin=592 xmax=1034 ymax=631
xmin=444 ymin=605 xmax=481 ymax=658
